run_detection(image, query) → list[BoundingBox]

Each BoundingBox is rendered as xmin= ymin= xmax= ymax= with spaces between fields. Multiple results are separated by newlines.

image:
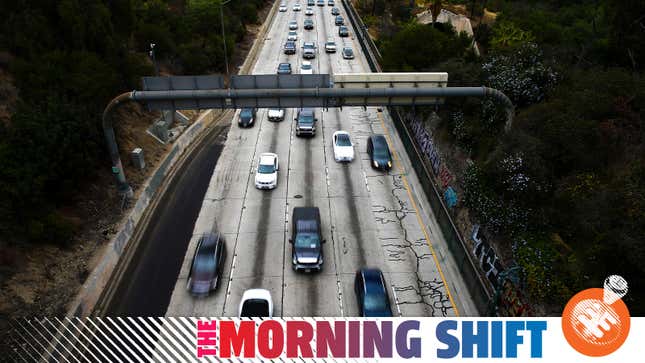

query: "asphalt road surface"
xmin=165 ymin=0 xmax=477 ymax=317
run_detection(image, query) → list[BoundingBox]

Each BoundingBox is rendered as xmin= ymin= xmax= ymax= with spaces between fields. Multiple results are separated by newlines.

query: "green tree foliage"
xmin=381 ymin=22 xmax=473 ymax=71
xmin=0 ymin=0 xmax=267 ymax=245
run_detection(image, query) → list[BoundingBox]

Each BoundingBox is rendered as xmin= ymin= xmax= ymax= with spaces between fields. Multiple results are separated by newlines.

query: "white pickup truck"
xmin=268 ymin=108 xmax=285 ymax=122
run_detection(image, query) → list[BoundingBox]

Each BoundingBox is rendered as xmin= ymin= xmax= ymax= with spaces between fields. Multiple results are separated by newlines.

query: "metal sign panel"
xmin=333 ymin=72 xmax=448 ymax=106
xmin=231 ymin=74 xmax=331 ymax=89
xmin=142 ymin=75 xmax=225 ymax=110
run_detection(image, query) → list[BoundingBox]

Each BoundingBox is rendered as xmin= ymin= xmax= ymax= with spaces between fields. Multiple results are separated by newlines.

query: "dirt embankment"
xmin=0 ymin=0 xmax=274 ymax=344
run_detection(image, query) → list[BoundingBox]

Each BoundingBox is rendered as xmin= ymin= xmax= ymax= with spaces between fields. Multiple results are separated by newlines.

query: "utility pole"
xmin=220 ymin=0 xmax=231 ymax=78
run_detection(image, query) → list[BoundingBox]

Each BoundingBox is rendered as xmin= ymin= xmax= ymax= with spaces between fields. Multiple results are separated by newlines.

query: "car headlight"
xmin=373 ymin=160 xmax=379 ymax=167
xmin=293 ymin=256 xmax=298 ymax=265
xmin=387 ymin=161 xmax=392 ymax=168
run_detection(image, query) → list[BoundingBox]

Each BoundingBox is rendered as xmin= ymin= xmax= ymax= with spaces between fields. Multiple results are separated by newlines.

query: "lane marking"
xmin=391 ymin=284 xmax=403 ymax=317
xmin=376 ymin=111 xmax=461 ymax=316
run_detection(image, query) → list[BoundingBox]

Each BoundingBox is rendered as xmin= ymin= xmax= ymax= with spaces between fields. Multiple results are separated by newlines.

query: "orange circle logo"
xmin=562 ymin=287 xmax=630 ymax=356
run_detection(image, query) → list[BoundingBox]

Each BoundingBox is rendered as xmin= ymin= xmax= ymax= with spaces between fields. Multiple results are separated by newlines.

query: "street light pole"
xmin=220 ymin=0 xmax=231 ymax=78
xmin=149 ymin=43 xmax=159 ymax=76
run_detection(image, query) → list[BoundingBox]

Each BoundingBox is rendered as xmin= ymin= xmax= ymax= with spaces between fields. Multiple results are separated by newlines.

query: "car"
xmin=287 ymin=30 xmax=298 ymax=41
xmin=342 ymin=47 xmax=354 ymax=59
xmin=324 ymin=40 xmax=337 ymax=53
xmin=239 ymin=289 xmax=273 ymax=318
xmin=308 ymin=0 xmax=315 ymax=6
xmin=289 ymin=20 xmax=298 ymax=30
xmin=304 ymin=19 xmax=314 ymax=30
xmin=255 ymin=153 xmax=279 ymax=190
xmin=302 ymin=41 xmax=316 ymax=59
xmin=354 ymin=268 xmax=393 ymax=317
xmin=328 ymin=0 xmax=335 ymax=5
xmin=187 ymin=233 xmax=226 ymax=297
xmin=268 ymin=108 xmax=285 ymax=122
xmin=277 ymin=62 xmax=292 ymax=74
xmin=317 ymin=0 xmax=325 ymax=6
xmin=331 ymin=7 xmax=340 ymax=15
xmin=293 ymin=3 xmax=301 ymax=11
xmin=335 ymin=15 xmax=344 ymax=26
xmin=295 ymin=108 xmax=317 ymax=136
xmin=238 ymin=108 xmax=256 ymax=127
xmin=279 ymin=3 xmax=287 ymax=12
xmin=300 ymin=60 xmax=314 ymax=74
xmin=332 ymin=131 xmax=354 ymax=162
xmin=305 ymin=7 xmax=314 ymax=16
xmin=284 ymin=40 xmax=297 ymax=54
xmin=367 ymin=134 xmax=393 ymax=170
xmin=338 ymin=25 xmax=349 ymax=37
xmin=290 ymin=207 xmax=325 ymax=272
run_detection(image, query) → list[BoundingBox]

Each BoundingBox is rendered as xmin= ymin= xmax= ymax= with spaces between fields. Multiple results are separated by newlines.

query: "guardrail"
xmin=341 ymin=0 xmax=492 ymax=314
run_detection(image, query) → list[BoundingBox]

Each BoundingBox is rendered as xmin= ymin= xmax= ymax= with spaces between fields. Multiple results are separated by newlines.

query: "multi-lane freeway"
xmin=163 ymin=0 xmax=476 ymax=317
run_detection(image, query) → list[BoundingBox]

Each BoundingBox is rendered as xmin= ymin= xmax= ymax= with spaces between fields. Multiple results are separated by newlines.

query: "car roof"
xmin=360 ymin=268 xmax=386 ymax=291
xmin=259 ymin=153 xmax=277 ymax=164
xmin=279 ymin=62 xmax=291 ymax=67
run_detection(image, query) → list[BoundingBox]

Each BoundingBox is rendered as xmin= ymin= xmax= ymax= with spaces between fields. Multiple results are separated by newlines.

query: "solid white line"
xmin=391 ymin=284 xmax=403 ymax=317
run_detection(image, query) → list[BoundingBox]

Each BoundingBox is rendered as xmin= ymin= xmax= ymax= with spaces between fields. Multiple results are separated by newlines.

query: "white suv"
xmin=255 ymin=153 xmax=279 ymax=189
xmin=332 ymin=130 xmax=355 ymax=162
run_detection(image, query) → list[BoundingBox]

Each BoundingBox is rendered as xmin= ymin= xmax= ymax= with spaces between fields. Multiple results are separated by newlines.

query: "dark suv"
xmin=187 ymin=233 xmax=227 ymax=297
xmin=284 ymin=41 xmax=297 ymax=54
xmin=338 ymin=25 xmax=349 ymax=37
xmin=304 ymin=19 xmax=314 ymax=30
xmin=295 ymin=108 xmax=317 ymax=136
xmin=290 ymin=207 xmax=325 ymax=272
xmin=277 ymin=62 xmax=292 ymax=74
xmin=335 ymin=15 xmax=344 ymax=25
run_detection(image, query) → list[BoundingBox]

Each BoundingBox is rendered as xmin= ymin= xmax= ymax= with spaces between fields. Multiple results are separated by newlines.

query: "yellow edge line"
xmin=376 ymin=110 xmax=461 ymax=317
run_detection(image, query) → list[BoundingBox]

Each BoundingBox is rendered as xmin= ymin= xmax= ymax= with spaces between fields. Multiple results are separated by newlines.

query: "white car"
xmin=255 ymin=153 xmax=279 ymax=189
xmin=293 ymin=3 xmax=301 ymax=11
xmin=305 ymin=7 xmax=314 ymax=16
xmin=238 ymin=289 xmax=273 ymax=318
xmin=268 ymin=108 xmax=285 ymax=121
xmin=287 ymin=30 xmax=298 ymax=41
xmin=325 ymin=40 xmax=337 ymax=53
xmin=300 ymin=61 xmax=314 ymax=74
xmin=279 ymin=3 xmax=287 ymax=12
xmin=332 ymin=131 xmax=355 ymax=162
xmin=289 ymin=20 xmax=298 ymax=30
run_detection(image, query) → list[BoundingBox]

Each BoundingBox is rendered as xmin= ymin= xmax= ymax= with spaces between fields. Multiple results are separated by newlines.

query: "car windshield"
xmin=344 ymin=48 xmax=353 ymax=54
xmin=279 ymin=64 xmax=290 ymax=69
xmin=289 ymin=31 xmax=296 ymax=36
xmin=240 ymin=109 xmax=252 ymax=118
xmin=241 ymin=299 xmax=269 ymax=317
xmin=374 ymin=142 xmax=390 ymax=159
xmin=327 ymin=42 xmax=335 ymax=46
xmin=336 ymin=134 xmax=351 ymax=146
xmin=304 ymin=43 xmax=314 ymax=49
xmin=302 ymin=64 xmax=312 ymax=70
xmin=299 ymin=113 xmax=314 ymax=123
xmin=295 ymin=233 xmax=320 ymax=249
xmin=258 ymin=163 xmax=275 ymax=174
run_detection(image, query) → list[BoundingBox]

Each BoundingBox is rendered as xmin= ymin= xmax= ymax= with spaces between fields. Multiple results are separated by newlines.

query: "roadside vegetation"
xmin=0 ymin=0 xmax=267 ymax=246
xmin=355 ymin=0 xmax=645 ymax=313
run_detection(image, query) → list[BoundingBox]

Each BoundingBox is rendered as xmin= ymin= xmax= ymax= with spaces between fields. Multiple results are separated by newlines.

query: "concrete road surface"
xmin=166 ymin=0 xmax=477 ymax=318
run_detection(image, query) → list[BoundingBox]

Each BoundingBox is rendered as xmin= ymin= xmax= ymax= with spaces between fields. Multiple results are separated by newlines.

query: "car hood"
xmin=373 ymin=157 xmax=391 ymax=166
xmin=295 ymin=247 xmax=321 ymax=263
xmin=240 ymin=115 xmax=253 ymax=124
xmin=255 ymin=172 xmax=277 ymax=183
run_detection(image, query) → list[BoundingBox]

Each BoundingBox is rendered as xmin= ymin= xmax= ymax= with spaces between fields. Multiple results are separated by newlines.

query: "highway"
xmin=165 ymin=0 xmax=476 ymax=317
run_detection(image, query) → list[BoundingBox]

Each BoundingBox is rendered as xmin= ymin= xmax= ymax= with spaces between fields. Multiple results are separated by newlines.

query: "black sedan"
xmin=331 ymin=7 xmax=340 ymax=15
xmin=338 ymin=25 xmax=349 ymax=37
xmin=367 ymin=134 xmax=393 ymax=170
xmin=277 ymin=62 xmax=292 ymax=74
xmin=187 ymin=233 xmax=226 ymax=297
xmin=354 ymin=268 xmax=393 ymax=317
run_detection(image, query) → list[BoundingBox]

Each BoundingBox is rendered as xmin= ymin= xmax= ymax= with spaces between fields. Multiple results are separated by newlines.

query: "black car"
xmin=304 ymin=19 xmax=314 ymax=30
xmin=338 ymin=25 xmax=349 ymax=37
xmin=342 ymin=47 xmax=354 ymax=59
xmin=187 ymin=233 xmax=226 ymax=297
xmin=284 ymin=41 xmax=297 ymax=54
xmin=290 ymin=207 xmax=325 ymax=272
xmin=277 ymin=62 xmax=292 ymax=74
xmin=238 ymin=107 xmax=257 ymax=127
xmin=355 ymin=268 xmax=393 ymax=317
xmin=295 ymin=108 xmax=317 ymax=136
xmin=331 ymin=7 xmax=340 ymax=15
xmin=367 ymin=134 xmax=392 ymax=170
xmin=335 ymin=15 xmax=344 ymax=25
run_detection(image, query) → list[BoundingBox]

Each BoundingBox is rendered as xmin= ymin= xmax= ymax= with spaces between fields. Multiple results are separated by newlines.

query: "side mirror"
xmin=322 ymin=239 xmax=327 ymax=244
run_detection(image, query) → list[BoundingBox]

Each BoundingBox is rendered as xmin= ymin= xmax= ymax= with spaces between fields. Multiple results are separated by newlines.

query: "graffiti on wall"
xmin=471 ymin=224 xmax=504 ymax=289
